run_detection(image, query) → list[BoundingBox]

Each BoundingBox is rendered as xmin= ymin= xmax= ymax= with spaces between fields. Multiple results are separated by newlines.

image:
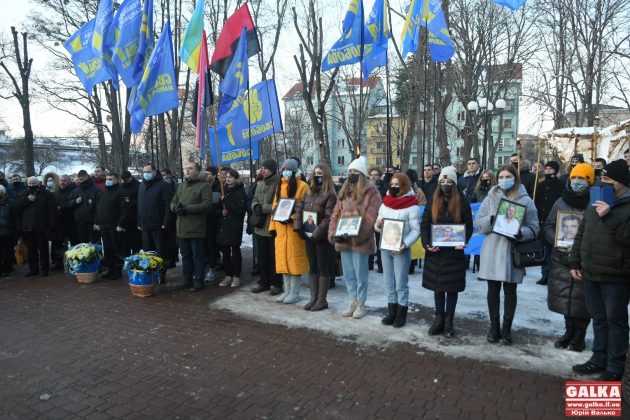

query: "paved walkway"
xmin=0 ymin=259 xmax=571 ymax=419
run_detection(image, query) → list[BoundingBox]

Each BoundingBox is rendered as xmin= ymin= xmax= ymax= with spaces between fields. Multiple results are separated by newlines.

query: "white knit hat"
xmin=348 ymin=156 xmax=368 ymax=177
xmin=438 ymin=166 xmax=458 ymax=184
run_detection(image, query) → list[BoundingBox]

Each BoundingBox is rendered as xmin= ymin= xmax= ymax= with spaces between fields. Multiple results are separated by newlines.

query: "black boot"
xmin=310 ymin=276 xmax=330 ymax=311
xmin=554 ymin=316 xmax=574 ymax=349
xmin=428 ymin=312 xmax=445 ymax=335
xmin=382 ymin=303 xmax=398 ymax=326
xmin=444 ymin=314 xmax=455 ymax=338
xmin=393 ymin=305 xmax=408 ymax=328
xmin=408 ymin=261 xmax=415 ymax=274
xmin=487 ymin=316 xmax=501 ymax=343
xmin=329 ymin=276 xmax=336 ymax=289
xmin=304 ymin=275 xmax=318 ymax=310
xmin=567 ymin=319 xmax=590 ymax=352
xmin=499 ymin=317 xmax=513 ymax=345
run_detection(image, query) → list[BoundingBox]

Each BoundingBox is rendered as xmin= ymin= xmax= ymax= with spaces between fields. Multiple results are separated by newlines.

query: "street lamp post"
xmin=467 ymin=98 xmax=506 ymax=169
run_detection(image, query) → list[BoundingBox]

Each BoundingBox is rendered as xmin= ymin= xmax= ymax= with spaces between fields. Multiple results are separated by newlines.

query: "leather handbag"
xmin=511 ymin=239 xmax=547 ymax=268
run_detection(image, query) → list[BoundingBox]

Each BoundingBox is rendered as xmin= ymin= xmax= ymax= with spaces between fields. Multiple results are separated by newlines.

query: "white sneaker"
xmin=352 ymin=301 xmax=366 ymax=319
xmin=205 ymin=271 xmax=217 ymax=282
xmin=342 ymin=299 xmax=358 ymax=317
xmin=231 ymin=277 xmax=240 ymax=288
xmin=219 ymin=276 xmax=232 ymax=287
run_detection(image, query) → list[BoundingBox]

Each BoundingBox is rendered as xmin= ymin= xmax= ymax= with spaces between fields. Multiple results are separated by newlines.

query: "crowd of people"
xmin=0 ymin=148 xmax=628 ymax=382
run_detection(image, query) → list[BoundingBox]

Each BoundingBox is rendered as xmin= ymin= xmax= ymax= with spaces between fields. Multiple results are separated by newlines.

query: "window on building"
xmin=376 ymin=157 xmax=385 ymax=165
xmin=503 ymin=119 xmax=512 ymax=128
xmin=457 ymin=111 xmax=466 ymax=121
xmin=306 ymin=156 xmax=313 ymax=165
xmin=337 ymin=156 xmax=345 ymax=165
xmin=305 ymin=140 xmax=313 ymax=149
xmin=504 ymin=100 xmax=513 ymax=111
xmin=337 ymin=139 xmax=345 ymax=148
xmin=376 ymin=142 xmax=386 ymax=150
xmin=411 ymin=156 xmax=417 ymax=165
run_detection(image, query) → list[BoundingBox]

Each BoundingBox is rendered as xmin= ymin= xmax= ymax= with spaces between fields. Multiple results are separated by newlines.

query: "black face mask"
xmin=594 ymin=169 xmax=603 ymax=177
xmin=314 ymin=176 xmax=323 ymax=186
xmin=12 ymin=181 xmax=21 ymax=187
xmin=28 ymin=186 xmax=38 ymax=194
xmin=544 ymin=173 xmax=556 ymax=181
xmin=481 ymin=179 xmax=492 ymax=189
xmin=348 ymin=173 xmax=359 ymax=184
xmin=440 ymin=184 xmax=452 ymax=195
xmin=390 ymin=186 xmax=400 ymax=196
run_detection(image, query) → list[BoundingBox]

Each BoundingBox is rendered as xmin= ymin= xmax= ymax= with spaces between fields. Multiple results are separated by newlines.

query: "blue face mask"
xmin=105 ymin=180 xmax=114 ymax=187
xmin=282 ymin=170 xmax=293 ymax=180
xmin=498 ymin=178 xmax=515 ymax=191
xmin=46 ymin=181 xmax=53 ymax=188
xmin=143 ymin=172 xmax=153 ymax=181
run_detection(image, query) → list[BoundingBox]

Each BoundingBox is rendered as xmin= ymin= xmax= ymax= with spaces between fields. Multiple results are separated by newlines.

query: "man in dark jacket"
xmin=534 ymin=161 xmax=565 ymax=285
xmin=93 ymin=165 xmax=107 ymax=191
xmin=457 ymin=158 xmax=481 ymax=202
xmin=121 ymin=171 xmax=141 ymax=253
xmin=95 ymin=173 xmax=129 ymax=280
xmin=171 ymin=162 xmax=212 ymax=292
xmin=570 ymin=159 xmax=630 ymax=382
xmin=68 ymin=170 xmax=101 ymax=243
xmin=204 ymin=166 xmax=223 ymax=281
xmin=53 ymin=175 xmax=77 ymax=267
xmin=12 ymin=177 xmax=57 ymax=277
xmin=559 ymin=154 xmax=585 ymax=186
xmin=418 ymin=164 xmax=438 ymax=203
xmin=8 ymin=174 xmax=27 ymax=201
xmin=138 ymin=164 xmax=173 ymax=282
xmin=0 ymin=185 xmax=15 ymax=276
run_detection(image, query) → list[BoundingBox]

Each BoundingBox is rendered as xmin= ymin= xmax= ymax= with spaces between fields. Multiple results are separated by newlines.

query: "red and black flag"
xmin=210 ymin=3 xmax=260 ymax=77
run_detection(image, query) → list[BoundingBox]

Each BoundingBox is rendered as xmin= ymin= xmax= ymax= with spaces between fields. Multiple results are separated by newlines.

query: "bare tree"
xmin=0 ymin=27 xmax=35 ymax=176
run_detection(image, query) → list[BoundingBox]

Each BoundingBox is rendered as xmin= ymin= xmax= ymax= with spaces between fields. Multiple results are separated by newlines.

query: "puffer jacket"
xmin=569 ymin=189 xmax=630 ymax=283
xmin=217 ymin=182 xmax=247 ymax=246
xmin=268 ymin=178 xmax=309 ymax=275
xmin=295 ymin=187 xmax=338 ymax=242
xmin=374 ymin=189 xmax=421 ymax=249
xmin=252 ymin=173 xmax=280 ymax=237
xmin=170 ymin=177 xmax=212 ymax=238
xmin=328 ymin=182 xmax=380 ymax=255
xmin=12 ymin=185 xmax=57 ymax=233
xmin=474 ymin=184 xmax=539 ymax=284
xmin=421 ymin=191 xmax=473 ymax=293
xmin=543 ymin=189 xmax=590 ymax=318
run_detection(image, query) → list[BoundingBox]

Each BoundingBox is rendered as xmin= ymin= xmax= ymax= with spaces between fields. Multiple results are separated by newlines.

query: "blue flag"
xmin=362 ymin=0 xmax=390 ymax=80
xmin=110 ymin=0 xmax=142 ymax=87
xmin=92 ymin=0 xmax=113 ymax=60
xmin=64 ymin=19 xmax=115 ymax=95
xmin=422 ymin=0 xmax=454 ymax=62
xmin=128 ymin=21 xmax=179 ymax=133
xmin=322 ymin=0 xmax=365 ymax=71
xmin=215 ymin=79 xmax=283 ymax=149
xmin=131 ymin=0 xmax=154 ymax=84
xmin=400 ymin=0 xmax=422 ymax=59
xmin=491 ymin=0 xmax=527 ymax=10
xmin=208 ymin=128 xmax=260 ymax=165
xmin=218 ymin=27 xmax=249 ymax=118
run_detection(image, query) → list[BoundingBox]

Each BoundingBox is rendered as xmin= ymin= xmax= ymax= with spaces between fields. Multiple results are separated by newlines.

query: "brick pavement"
xmin=0 ymin=256 xmax=573 ymax=419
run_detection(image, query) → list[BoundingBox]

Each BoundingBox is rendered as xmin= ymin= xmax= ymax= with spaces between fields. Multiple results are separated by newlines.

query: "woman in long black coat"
xmin=217 ymin=168 xmax=247 ymax=288
xmin=421 ymin=166 xmax=473 ymax=338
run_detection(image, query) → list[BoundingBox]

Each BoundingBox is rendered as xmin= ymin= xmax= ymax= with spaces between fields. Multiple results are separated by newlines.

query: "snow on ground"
xmin=212 ymin=257 xmax=590 ymax=378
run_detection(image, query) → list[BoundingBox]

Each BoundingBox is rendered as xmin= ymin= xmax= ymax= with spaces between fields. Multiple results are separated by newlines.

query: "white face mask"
xmin=282 ymin=170 xmax=293 ymax=179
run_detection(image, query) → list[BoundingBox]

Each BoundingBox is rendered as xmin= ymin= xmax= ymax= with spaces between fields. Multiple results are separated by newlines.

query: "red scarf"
xmin=383 ymin=194 xmax=418 ymax=209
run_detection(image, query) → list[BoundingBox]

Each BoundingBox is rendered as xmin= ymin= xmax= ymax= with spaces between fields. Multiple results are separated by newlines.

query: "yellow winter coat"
xmin=268 ymin=178 xmax=309 ymax=275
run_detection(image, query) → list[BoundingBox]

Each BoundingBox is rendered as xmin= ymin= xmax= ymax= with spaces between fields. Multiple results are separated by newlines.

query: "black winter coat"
xmin=457 ymin=171 xmax=481 ymax=202
xmin=0 ymin=198 xmax=14 ymax=236
xmin=420 ymin=192 xmax=473 ymax=293
xmin=217 ymin=182 xmax=247 ymax=246
xmin=121 ymin=178 xmax=140 ymax=227
xmin=12 ymin=186 xmax=57 ymax=233
xmin=55 ymin=184 xmax=76 ymax=230
xmin=138 ymin=174 xmax=173 ymax=230
xmin=520 ymin=170 xmax=536 ymax=197
xmin=543 ymin=191 xmax=590 ymax=318
xmin=95 ymin=184 xmax=129 ymax=229
xmin=534 ymin=176 xmax=564 ymax=225
xmin=67 ymin=179 xmax=100 ymax=225
xmin=417 ymin=177 xmax=438 ymax=203
xmin=207 ymin=179 xmax=223 ymax=228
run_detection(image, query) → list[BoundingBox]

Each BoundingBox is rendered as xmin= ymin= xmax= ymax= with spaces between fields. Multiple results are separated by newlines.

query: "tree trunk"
xmin=158 ymin=113 xmax=169 ymax=169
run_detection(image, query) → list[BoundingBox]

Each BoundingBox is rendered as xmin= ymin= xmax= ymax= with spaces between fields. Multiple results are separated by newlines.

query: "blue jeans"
xmin=180 ymin=238 xmax=206 ymax=289
xmin=584 ymin=279 xmax=630 ymax=374
xmin=340 ymin=251 xmax=369 ymax=302
xmin=381 ymin=248 xmax=411 ymax=306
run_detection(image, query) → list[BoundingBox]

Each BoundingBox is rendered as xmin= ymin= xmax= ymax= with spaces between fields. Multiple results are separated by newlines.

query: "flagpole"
xmin=385 ymin=54 xmax=392 ymax=170
xmin=432 ymin=62 xmax=437 ymax=166
xmin=422 ymin=45 xmax=428 ymax=166
xmin=358 ymin=1 xmax=364 ymax=159
xmin=149 ymin=116 xmax=155 ymax=165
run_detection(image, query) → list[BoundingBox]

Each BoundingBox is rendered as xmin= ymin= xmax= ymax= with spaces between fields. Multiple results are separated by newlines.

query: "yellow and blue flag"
xmin=491 ymin=0 xmax=527 ymax=10
xmin=64 ymin=19 xmax=116 ymax=95
xmin=421 ymin=0 xmax=454 ymax=62
xmin=110 ymin=0 xmax=142 ymax=87
xmin=209 ymin=79 xmax=282 ymax=162
xmin=322 ymin=0 xmax=365 ymax=71
xmin=208 ymin=130 xmax=259 ymax=165
xmin=362 ymin=0 xmax=390 ymax=80
xmin=218 ymin=27 xmax=249 ymax=120
xmin=129 ymin=21 xmax=179 ymax=133
xmin=92 ymin=0 xmax=113 ymax=61
xmin=401 ymin=0 xmax=422 ymax=58
xmin=180 ymin=0 xmax=205 ymax=73
xmin=130 ymin=0 xmax=154 ymax=84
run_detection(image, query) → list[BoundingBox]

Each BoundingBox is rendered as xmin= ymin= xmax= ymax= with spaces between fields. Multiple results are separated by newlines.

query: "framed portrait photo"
xmin=335 ymin=216 xmax=362 ymax=237
xmin=302 ymin=211 xmax=318 ymax=237
xmin=491 ymin=199 xmax=526 ymax=239
xmin=272 ymin=198 xmax=296 ymax=221
xmin=431 ymin=223 xmax=466 ymax=247
xmin=380 ymin=219 xmax=405 ymax=251
xmin=554 ymin=210 xmax=583 ymax=249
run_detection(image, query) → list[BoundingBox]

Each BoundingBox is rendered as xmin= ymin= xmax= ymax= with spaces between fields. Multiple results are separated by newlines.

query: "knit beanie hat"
xmin=571 ymin=154 xmax=585 ymax=164
xmin=77 ymin=170 xmax=90 ymax=180
xmin=348 ymin=156 xmax=368 ymax=177
xmin=603 ymin=159 xmax=630 ymax=186
xmin=261 ymin=159 xmax=277 ymax=173
xmin=570 ymin=163 xmax=595 ymax=185
xmin=438 ymin=166 xmax=458 ymax=184
xmin=281 ymin=158 xmax=299 ymax=173
xmin=544 ymin=161 xmax=560 ymax=174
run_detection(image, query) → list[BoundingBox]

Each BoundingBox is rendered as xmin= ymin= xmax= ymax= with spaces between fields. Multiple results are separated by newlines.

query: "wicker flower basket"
xmin=127 ymin=270 xmax=160 ymax=298
xmin=75 ymin=272 xmax=98 ymax=284
xmin=129 ymin=283 xmax=156 ymax=297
